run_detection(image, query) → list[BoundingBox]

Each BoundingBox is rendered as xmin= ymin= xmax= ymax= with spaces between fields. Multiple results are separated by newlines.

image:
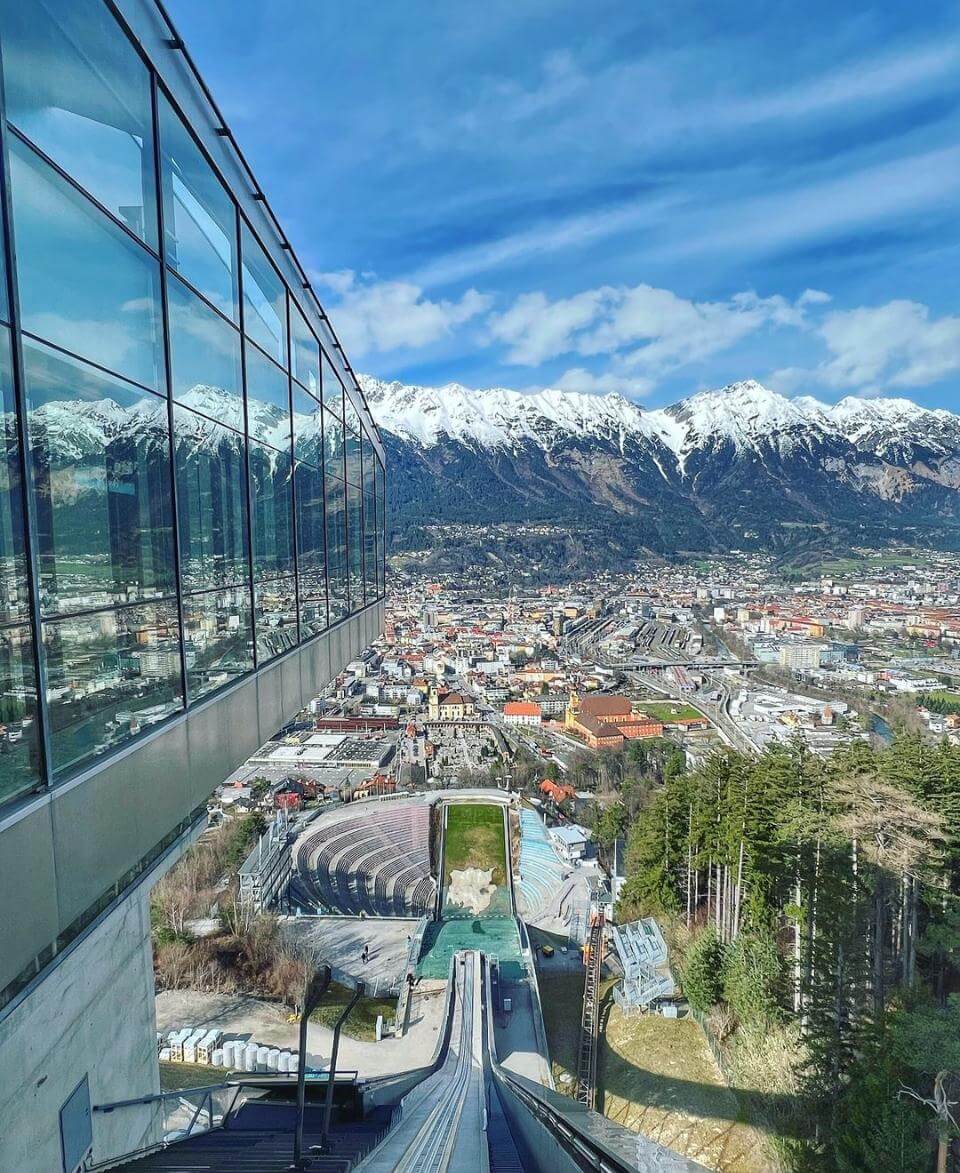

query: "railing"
xmin=88 ymin=1081 xmax=260 ymax=1170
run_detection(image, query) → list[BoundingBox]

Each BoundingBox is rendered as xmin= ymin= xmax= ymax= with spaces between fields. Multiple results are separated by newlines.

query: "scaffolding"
xmin=575 ymin=910 xmax=605 ymax=1110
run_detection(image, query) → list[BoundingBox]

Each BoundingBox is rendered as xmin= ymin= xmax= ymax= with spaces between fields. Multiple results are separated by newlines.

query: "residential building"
xmin=502 ymin=700 xmax=542 ymax=727
xmin=0 ymin=3 xmax=384 ymax=1167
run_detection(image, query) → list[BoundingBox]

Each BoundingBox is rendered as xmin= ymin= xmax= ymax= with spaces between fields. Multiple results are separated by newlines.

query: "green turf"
xmin=443 ymin=803 xmax=507 ymax=887
xmin=634 ymin=702 xmax=704 ymax=723
xmin=417 ymin=917 xmax=524 ymax=980
xmin=309 ymin=980 xmax=397 ymax=1041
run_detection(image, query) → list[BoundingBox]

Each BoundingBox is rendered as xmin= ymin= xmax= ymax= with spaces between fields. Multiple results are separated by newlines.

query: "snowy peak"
xmin=362 ymin=373 xmax=960 ymax=468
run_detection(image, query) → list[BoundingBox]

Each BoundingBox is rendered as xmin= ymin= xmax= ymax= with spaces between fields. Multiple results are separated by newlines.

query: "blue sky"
xmin=168 ymin=0 xmax=960 ymax=409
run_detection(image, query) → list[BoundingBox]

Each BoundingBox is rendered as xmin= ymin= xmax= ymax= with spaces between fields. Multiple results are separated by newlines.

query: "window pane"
xmin=159 ymin=93 xmax=237 ymax=319
xmin=182 ymin=587 xmax=253 ymax=701
xmin=24 ymin=339 xmax=175 ymax=616
xmin=0 ymin=624 xmax=42 ymax=806
xmin=245 ymin=341 xmax=290 ymax=448
xmin=254 ymin=577 xmax=297 ymax=663
xmin=361 ymin=431 xmax=375 ymax=497
xmin=324 ymin=476 xmax=348 ymax=624
xmin=249 ymin=440 xmax=293 ymax=581
xmin=293 ymin=386 xmax=321 ymax=467
xmin=363 ymin=493 xmax=377 ymax=604
xmin=0 ymin=330 xmax=30 ymax=626
xmin=346 ymin=479 xmax=362 ymax=610
xmin=289 ymin=301 xmax=319 ymax=394
xmin=43 ymin=600 xmax=183 ymax=779
xmin=168 ymin=276 xmax=243 ymax=429
xmin=1 ymin=0 xmax=158 ymax=246
xmin=344 ymin=406 xmax=361 ymax=486
xmin=323 ymin=406 xmax=344 ymax=484
xmin=321 ymin=352 xmax=342 ymax=418
xmin=174 ymin=405 xmax=249 ymax=591
xmin=241 ymin=223 xmax=285 ymax=365
xmin=9 ymin=136 xmax=163 ymax=391
xmin=295 ymin=462 xmax=326 ymax=638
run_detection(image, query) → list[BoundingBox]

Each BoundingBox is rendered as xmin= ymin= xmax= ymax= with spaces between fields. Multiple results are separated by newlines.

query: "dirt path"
xmin=600 ymin=1008 xmax=776 ymax=1173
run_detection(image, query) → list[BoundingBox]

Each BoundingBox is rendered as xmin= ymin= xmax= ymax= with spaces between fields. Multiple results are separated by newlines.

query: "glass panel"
xmin=43 ymin=600 xmax=183 ymax=779
xmin=159 ymin=92 xmax=237 ymax=319
xmin=363 ymin=492 xmax=377 ymax=604
xmin=182 ymin=586 xmax=253 ymax=701
xmin=249 ymin=440 xmax=293 ymax=581
xmin=0 ymin=330 xmax=30 ymax=626
xmin=346 ymin=478 xmax=362 ymax=611
xmin=295 ymin=461 xmax=326 ymax=638
xmin=240 ymin=223 xmax=285 ymax=366
xmin=361 ymin=431 xmax=375 ymax=497
xmin=324 ymin=476 xmax=348 ymax=624
xmin=292 ymin=385 xmax=321 ymax=467
xmin=320 ymin=352 xmax=342 ymax=418
xmin=289 ymin=300 xmax=319 ymax=394
xmin=322 ymin=406 xmax=344 ymax=485
xmin=23 ymin=338 xmax=175 ymax=616
xmin=344 ymin=395 xmax=361 ymax=485
xmin=0 ymin=624 xmax=42 ymax=806
xmin=1 ymin=0 xmax=159 ymax=246
xmin=254 ymin=577 xmax=297 ymax=663
xmin=173 ymin=405 xmax=249 ymax=591
xmin=9 ymin=135 xmax=163 ymax=391
xmin=377 ymin=459 xmax=386 ymax=596
xmin=168 ymin=276 xmax=242 ymax=429
xmin=245 ymin=341 xmax=290 ymax=448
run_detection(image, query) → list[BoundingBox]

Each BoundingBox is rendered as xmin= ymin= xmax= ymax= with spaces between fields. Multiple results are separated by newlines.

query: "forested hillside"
xmin=617 ymin=735 xmax=960 ymax=1170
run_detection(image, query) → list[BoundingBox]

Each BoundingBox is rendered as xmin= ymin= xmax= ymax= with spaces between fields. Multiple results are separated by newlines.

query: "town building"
xmin=502 ymin=700 xmax=542 ymax=727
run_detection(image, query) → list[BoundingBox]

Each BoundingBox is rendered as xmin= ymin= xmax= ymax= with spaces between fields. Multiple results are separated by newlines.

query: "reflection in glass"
xmin=0 ymin=624 xmax=42 ymax=804
xmin=182 ymin=587 xmax=253 ymax=701
xmin=346 ymin=478 xmax=362 ymax=610
xmin=43 ymin=600 xmax=183 ymax=780
xmin=254 ymin=577 xmax=298 ymax=663
xmin=168 ymin=276 xmax=243 ymax=428
xmin=241 ymin=223 xmax=285 ymax=365
xmin=23 ymin=339 xmax=175 ymax=616
xmin=174 ymin=406 xmax=249 ymax=591
xmin=289 ymin=300 xmax=319 ymax=394
xmin=9 ymin=135 xmax=163 ymax=391
xmin=293 ymin=386 xmax=321 ymax=467
xmin=249 ymin=441 xmax=293 ymax=581
xmin=295 ymin=462 xmax=326 ymax=638
xmin=364 ymin=492 xmax=378 ymax=604
xmin=0 ymin=330 xmax=30 ymax=626
xmin=322 ymin=406 xmax=344 ymax=484
xmin=159 ymin=93 xmax=238 ymax=319
xmin=245 ymin=341 xmax=290 ymax=447
xmin=361 ymin=431 xmax=375 ymax=497
xmin=321 ymin=352 xmax=342 ymax=419
xmin=325 ymin=475 xmax=348 ymax=622
xmin=1 ymin=0 xmax=159 ymax=246
xmin=344 ymin=422 xmax=361 ymax=486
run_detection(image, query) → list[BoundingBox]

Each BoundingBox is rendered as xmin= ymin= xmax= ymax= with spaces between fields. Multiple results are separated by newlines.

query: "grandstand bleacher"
xmin=516 ymin=808 xmax=567 ymax=917
xmin=291 ymin=799 xmax=435 ymax=916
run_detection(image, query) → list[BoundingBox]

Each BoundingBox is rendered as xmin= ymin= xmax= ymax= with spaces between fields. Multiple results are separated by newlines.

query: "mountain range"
xmin=361 ymin=375 xmax=960 ymax=571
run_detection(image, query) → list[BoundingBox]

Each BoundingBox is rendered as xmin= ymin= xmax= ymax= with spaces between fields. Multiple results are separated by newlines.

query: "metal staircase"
xmin=575 ymin=910 xmax=605 ymax=1110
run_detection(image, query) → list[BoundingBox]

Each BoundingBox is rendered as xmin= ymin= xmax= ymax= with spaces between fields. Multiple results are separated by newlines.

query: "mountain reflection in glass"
xmin=325 ymin=475 xmax=348 ymax=623
xmin=249 ymin=440 xmax=293 ymax=580
xmin=23 ymin=339 xmax=175 ymax=616
xmin=0 ymin=329 xmax=30 ymax=627
xmin=173 ymin=405 xmax=249 ymax=592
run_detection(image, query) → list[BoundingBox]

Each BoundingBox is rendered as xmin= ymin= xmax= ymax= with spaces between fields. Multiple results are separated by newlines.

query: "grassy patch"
xmin=444 ymin=803 xmax=506 ymax=886
xmin=599 ymin=1005 xmax=775 ymax=1172
xmin=308 ymin=980 xmax=396 ymax=1042
xmin=635 ymin=702 xmax=704 ymax=723
xmin=160 ymin=1061 xmax=239 ymax=1091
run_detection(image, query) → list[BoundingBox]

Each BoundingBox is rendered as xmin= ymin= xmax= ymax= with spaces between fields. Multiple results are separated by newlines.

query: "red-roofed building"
xmin=503 ymin=700 xmax=542 ymax=727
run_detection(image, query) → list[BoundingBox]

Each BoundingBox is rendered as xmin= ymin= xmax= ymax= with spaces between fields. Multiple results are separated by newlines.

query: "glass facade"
xmin=0 ymin=0 xmax=385 ymax=807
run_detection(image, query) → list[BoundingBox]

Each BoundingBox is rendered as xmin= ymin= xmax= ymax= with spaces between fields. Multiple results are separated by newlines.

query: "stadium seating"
xmin=516 ymin=809 xmax=567 ymax=917
xmin=291 ymin=799 xmax=435 ymax=916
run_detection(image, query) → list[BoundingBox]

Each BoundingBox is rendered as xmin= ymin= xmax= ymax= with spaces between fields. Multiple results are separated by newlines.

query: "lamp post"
xmin=291 ymin=966 xmax=331 ymax=1170
xmin=319 ymin=983 xmax=364 ymax=1153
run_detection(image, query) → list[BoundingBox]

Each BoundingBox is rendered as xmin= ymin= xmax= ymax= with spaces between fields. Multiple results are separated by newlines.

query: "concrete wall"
xmin=0 ymin=878 xmax=161 ymax=1173
xmin=0 ymin=602 xmax=383 ymax=1171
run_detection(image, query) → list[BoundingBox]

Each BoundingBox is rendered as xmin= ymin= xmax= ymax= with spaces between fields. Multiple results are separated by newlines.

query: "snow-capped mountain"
xmin=361 ymin=374 xmax=960 ymax=564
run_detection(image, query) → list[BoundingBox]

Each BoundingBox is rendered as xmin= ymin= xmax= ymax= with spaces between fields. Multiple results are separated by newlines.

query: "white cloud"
xmin=818 ymin=300 xmax=960 ymax=390
xmin=488 ymin=282 xmax=816 ymax=376
xmin=317 ymin=271 xmax=492 ymax=357
xmin=552 ymin=368 xmax=655 ymax=398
